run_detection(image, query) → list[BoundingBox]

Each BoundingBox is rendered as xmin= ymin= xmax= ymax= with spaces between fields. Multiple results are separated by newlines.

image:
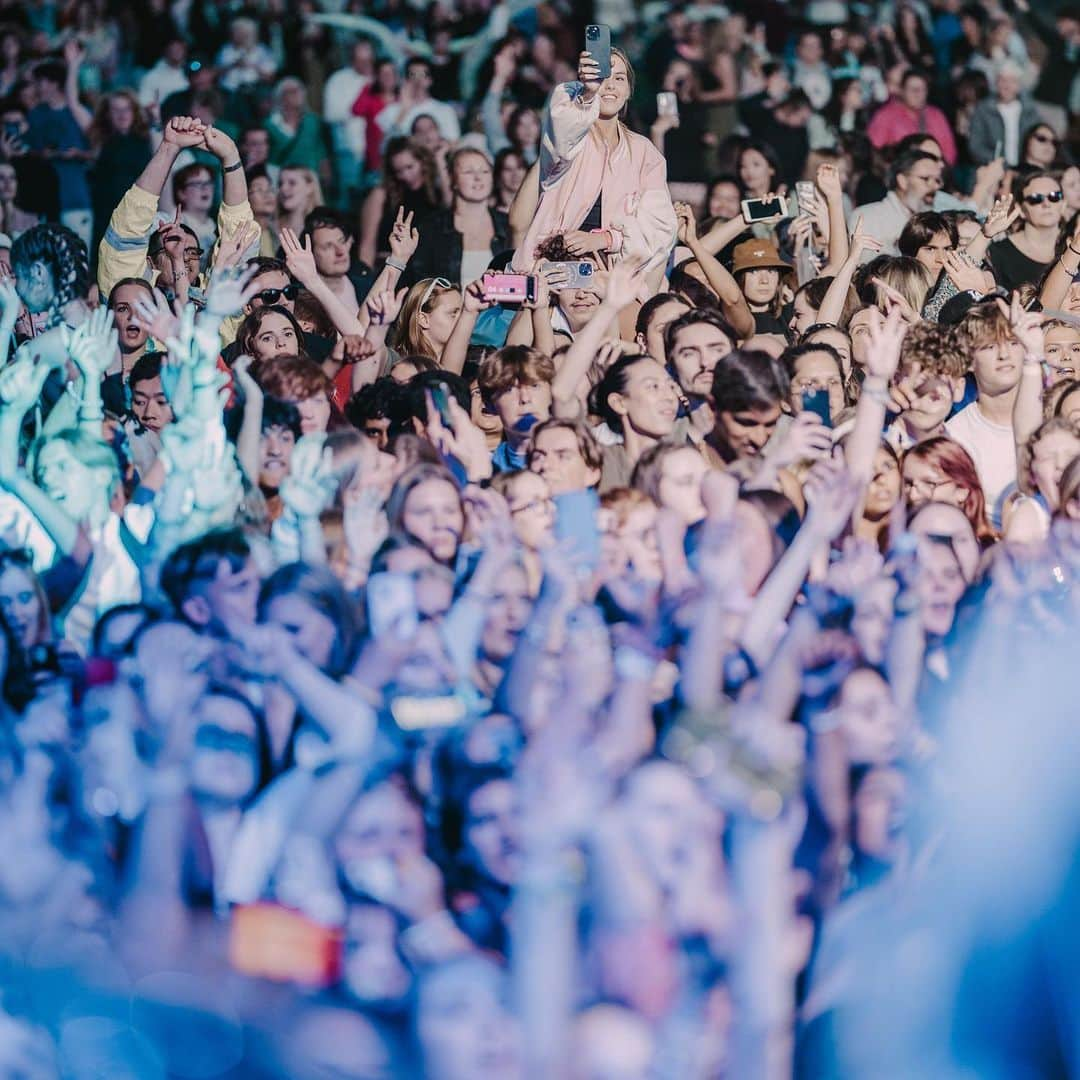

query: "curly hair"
xmin=88 ymin=90 xmax=151 ymax=147
xmin=898 ymin=321 xmax=967 ymax=380
xmin=11 ymin=223 xmax=90 ymax=311
xmin=384 ymin=136 xmax=440 ymax=210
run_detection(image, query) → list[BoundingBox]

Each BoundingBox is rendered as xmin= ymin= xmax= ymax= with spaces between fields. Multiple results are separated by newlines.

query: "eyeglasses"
xmin=903 ymin=475 xmax=954 ymax=499
xmin=510 ymin=496 xmax=554 ymax=516
xmin=254 ymin=283 xmax=300 ymax=305
xmin=183 ymin=179 xmax=214 ymax=190
xmin=1024 ymin=190 xmax=1064 ymax=205
xmin=419 ymin=277 xmax=452 ymax=309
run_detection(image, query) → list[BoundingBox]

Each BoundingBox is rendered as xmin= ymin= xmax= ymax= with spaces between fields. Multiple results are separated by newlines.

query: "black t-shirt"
xmin=987 ymin=239 xmax=1052 ymax=295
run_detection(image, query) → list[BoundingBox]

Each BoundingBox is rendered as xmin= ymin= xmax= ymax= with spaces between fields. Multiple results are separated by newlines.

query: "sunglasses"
xmin=419 ymin=277 xmax=452 ymax=308
xmin=1032 ymin=132 xmax=1058 ymax=145
xmin=255 ymin=283 xmax=300 ymax=305
xmin=1024 ymin=190 xmax=1064 ymax=205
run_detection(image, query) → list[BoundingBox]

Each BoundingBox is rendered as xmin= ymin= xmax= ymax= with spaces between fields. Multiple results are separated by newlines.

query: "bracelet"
xmin=385 ymin=256 xmax=407 ymax=272
xmin=222 ymin=159 xmax=243 ymax=174
xmin=861 ymin=383 xmax=890 ymax=405
xmin=1069 ymin=243 xmax=1080 ymax=257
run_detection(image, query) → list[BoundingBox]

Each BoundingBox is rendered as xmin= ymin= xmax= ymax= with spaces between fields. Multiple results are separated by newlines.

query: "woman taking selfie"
xmin=511 ymin=45 xmax=677 ymax=289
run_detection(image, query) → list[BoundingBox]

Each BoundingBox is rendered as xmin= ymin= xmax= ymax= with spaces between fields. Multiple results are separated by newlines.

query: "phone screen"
xmin=743 ymin=196 xmax=787 ymax=222
xmin=802 ymin=388 xmax=833 ymax=428
xmin=366 ymin=572 xmax=419 ymax=639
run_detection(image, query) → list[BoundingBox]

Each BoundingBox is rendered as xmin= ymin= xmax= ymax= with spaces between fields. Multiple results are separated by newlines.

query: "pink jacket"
xmin=512 ymin=82 xmax=677 ymax=279
xmin=866 ymin=98 xmax=958 ymax=165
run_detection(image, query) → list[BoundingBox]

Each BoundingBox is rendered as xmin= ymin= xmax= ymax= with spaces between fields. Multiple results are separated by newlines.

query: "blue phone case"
xmin=554 ymin=490 xmax=601 ymax=571
xmin=585 ymin=24 xmax=611 ymax=80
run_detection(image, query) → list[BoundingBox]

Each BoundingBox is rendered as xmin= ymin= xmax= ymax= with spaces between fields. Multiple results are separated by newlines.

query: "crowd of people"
xmin=2 ymin=0 xmax=1080 ymax=1076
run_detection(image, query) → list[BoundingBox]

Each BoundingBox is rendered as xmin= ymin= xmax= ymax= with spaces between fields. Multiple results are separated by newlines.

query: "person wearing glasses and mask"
xmin=987 ymin=170 xmax=1065 ymax=293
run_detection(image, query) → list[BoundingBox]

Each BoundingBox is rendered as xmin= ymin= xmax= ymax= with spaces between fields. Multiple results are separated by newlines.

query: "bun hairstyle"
xmin=588 ymin=353 xmax=652 ymax=435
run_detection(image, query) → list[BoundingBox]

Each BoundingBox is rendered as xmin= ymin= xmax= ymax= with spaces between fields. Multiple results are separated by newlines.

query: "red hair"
xmin=902 ymin=436 xmax=997 ymax=545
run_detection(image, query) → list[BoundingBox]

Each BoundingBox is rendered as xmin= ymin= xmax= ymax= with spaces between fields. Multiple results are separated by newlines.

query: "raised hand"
xmin=674 ymin=201 xmax=699 ymax=246
xmin=462 ymin=278 xmax=495 ymax=314
xmin=231 ymin=354 xmax=262 ymax=402
xmin=815 ymin=161 xmax=843 ymax=201
xmin=996 ymin=292 xmax=1045 ymax=357
xmin=280 ymin=225 xmax=319 ymax=287
xmin=981 ymin=193 xmax=1020 ymax=241
xmin=0 ymin=354 xmax=51 ymax=416
xmin=132 ymin=290 xmax=180 ymax=345
xmin=563 ymin=230 xmax=608 ymax=257
xmin=943 ymin=250 xmax=992 ymax=294
xmin=577 ymin=49 xmax=602 ymax=94
xmin=848 ymin=215 xmax=883 ymax=263
xmin=599 ymin=258 xmax=646 ymax=311
xmin=202 ymin=125 xmax=240 ymax=163
xmin=862 ymin=303 xmax=908 ymax=383
xmin=213 ymin=220 xmax=260 ymax=274
xmin=163 ymin=115 xmax=207 ymax=150
xmin=365 ymin=287 xmax=407 ymax=328
xmin=203 ymin=263 xmax=261 ymax=320
xmin=280 ymin=433 xmax=335 ymax=519
xmin=65 ymin=305 xmax=118 ymax=383
xmin=767 ymin=410 xmax=833 ymax=469
xmin=424 ymin=386 xmax=492 ymax=481
xmin=388 ymin=207 xmax=419 ymax=264
xmin=62 ymin=38 xmax=85 ymax=67
xmin=870 ymin=275 xmax=919 ymax=323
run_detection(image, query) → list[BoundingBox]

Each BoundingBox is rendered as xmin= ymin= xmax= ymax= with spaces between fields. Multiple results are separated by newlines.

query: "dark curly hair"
xmin=11 ymin=223 xmax=90 ymax=312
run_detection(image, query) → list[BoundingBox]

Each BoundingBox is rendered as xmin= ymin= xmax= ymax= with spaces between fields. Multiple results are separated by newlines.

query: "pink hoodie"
xmin=512 ymin=82 xmax=678 ymax=280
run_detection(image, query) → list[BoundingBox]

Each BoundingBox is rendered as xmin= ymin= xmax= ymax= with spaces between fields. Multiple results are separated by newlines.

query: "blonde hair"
xmin=394 ymin=278 xmax=460 ymax=358
xmin=867 ymin=257 xmax=931 ymax=316
xmin=278 ymin=166 xmax=323 ymax=217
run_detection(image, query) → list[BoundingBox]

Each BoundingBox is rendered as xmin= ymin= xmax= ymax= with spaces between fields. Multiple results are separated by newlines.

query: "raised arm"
xmin=816 ymin=163 xmax=849 ymax=274
xmin=674 ymin=203 xmax=755 ymax=340
xmin=551 ymin=262 xmax=640 ymax=414
xmin=816 ymin=217 xmax=881 ymax=327
xmin=62 ymin=40 xmax=94 ymax=134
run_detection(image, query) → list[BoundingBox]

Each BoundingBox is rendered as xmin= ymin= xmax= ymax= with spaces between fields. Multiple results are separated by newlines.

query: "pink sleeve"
xmin=544 ymin=82 xmax=600 ymax=166
xmin=866 ymin=105 xmax=892 ymax=150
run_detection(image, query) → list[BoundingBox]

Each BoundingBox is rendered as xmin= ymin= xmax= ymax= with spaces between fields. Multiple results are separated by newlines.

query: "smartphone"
xmin=229 ymin=902 xmax=343 ymax=987
xmin=795 ymin=181 xmax=816 ymax=217
xmin=366 ymin=572 xmax=419 ymax=639
xmin=656 ymin=91 xmax=679 ymax=119
xmin=389 ymin=692 xmax=467 ymax=732
xmin=2 ymin=121 xmax=20 ymax=141
xmin=430 ymin=381 xmax=455 ymax=427
xmin=585 ymin=23 xmax=612 ymax=80
xmin=741 ymin=196 xmax=789 ymax=223
xmin=481 ymin=272 xmax=537 ymax=304
xmin=554 ymin=489 xmax=601 ymax=573
xmin=802 ymin=387 xmax=833 ymax=428
xmin=540 ymin=260 xmax=595 ymax=290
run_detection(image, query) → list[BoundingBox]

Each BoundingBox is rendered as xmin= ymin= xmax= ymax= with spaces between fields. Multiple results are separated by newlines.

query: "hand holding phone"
xmin=554 ymin=490 xmax=601 ymax=574
xmin=656 ymin=91 xmax=679 ymax=119
xmin=480 ymin=272 xmax=538 ymax=304
xmin=796 ymin=181 xmax=817 ymax=218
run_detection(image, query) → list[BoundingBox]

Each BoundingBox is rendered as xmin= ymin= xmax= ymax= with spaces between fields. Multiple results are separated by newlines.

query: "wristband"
xmin=222 ymin=159 xmax=243 ymax=174
xmin=613 ymin=645 xmax=657 ymax=682
xmin=385 ymin=256 xmax=407 ymax=272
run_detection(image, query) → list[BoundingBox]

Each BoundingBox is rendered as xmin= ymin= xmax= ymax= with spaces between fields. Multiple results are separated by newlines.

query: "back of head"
xmin=160 ymin=528 xmax=251 ymax=620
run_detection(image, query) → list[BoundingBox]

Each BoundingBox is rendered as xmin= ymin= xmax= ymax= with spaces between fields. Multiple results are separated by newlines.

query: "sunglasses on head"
xmin=255 ymin=283 xmax=300 ymax=305
xmin=1025 ymin=190 xmax=1064 ymax=205
xmin=419 ymin=277 xmax=452 ymax=308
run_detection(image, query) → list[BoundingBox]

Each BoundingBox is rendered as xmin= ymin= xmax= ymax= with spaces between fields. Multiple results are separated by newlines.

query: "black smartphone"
xmin=585 ymin=24 xmax=611 ymax=80
xmin=802 ymin=387 xmax=832 ymax=428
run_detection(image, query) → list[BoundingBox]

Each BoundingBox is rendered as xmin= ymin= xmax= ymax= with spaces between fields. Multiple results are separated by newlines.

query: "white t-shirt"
xmin=944 ymin=402 xmax=1016 ymax=527
xmin=376 ymin=99 xmax=461 ymax=146
xmin=997 ymin=99 xmax=1023 ymax=166
xmin=322 ymin=67 xmax=370 ymax=159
